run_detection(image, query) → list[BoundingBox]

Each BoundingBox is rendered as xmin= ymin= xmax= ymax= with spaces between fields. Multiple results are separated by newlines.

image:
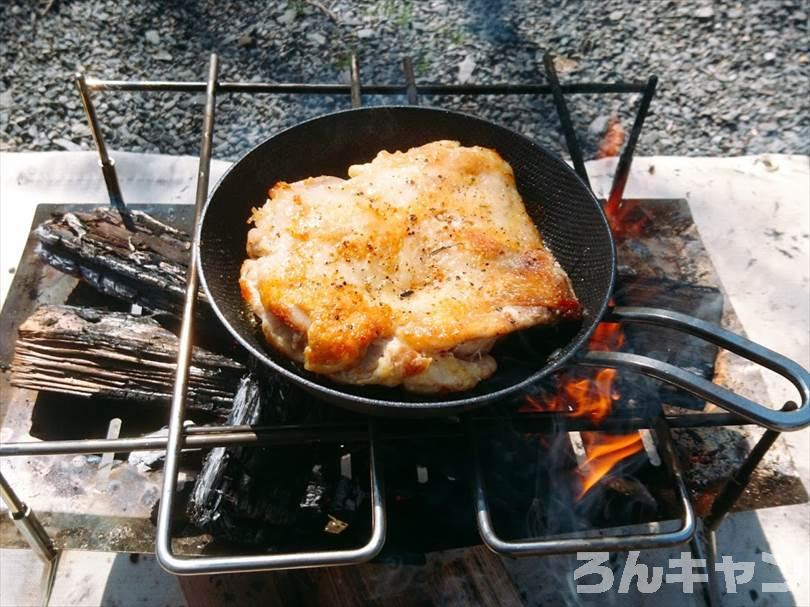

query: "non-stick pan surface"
xmin=198 ymin=106 xmax=616 ymax=416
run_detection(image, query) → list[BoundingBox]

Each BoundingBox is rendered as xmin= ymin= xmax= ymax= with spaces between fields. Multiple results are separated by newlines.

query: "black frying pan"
xmin=198 ymin=106 xmax=810 ymax=430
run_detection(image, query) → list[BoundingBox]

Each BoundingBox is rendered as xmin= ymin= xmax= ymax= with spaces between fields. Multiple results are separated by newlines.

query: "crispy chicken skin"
xmin=240 ymin=140 xmax=581 ymax=393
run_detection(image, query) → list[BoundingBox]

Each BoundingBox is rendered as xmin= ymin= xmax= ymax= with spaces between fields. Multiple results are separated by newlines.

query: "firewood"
xmin=10 ymin=305 xmax=243 ymax=415
xmin=35 ymin=208 xmax=205 ymax=316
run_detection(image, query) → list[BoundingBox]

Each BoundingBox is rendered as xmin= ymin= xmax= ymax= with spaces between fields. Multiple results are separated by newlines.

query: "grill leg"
xmin=690 ymin=522 xmax=722 ymax=607
xmin=1 ymin=472 xmax=60 ymax=606
xmin=704 ymin=401 xmax=797 ymax=531
xmin=692 ymin=402 xmax=795 ymax=606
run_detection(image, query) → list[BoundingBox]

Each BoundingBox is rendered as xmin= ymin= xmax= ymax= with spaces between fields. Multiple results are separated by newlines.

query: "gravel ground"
xmin=1 ymin=0 xmax=808 ymax=161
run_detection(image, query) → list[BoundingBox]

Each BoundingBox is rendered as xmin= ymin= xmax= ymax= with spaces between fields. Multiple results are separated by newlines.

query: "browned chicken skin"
xmin=240 ymin=140 xmax=580 ymax=392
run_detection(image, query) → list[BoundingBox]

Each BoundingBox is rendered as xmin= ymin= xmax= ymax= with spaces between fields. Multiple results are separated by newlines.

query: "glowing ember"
xmin=596 ymin=116 xmax=625 ymax=159
xmin=603 ymin=192 xmax=648 ymax=241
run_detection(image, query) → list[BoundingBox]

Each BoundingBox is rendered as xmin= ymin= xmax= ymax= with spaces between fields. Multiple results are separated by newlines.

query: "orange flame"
xmin=596 ymin=116 xmax=625 ymax=160
xmin=522 ymin=307 xmax=645 ymax=498
xmin=603 ymin=193 xmax=649 ymax=241
xmin=578 ymin=432 xmax=644 ymax=498
xmin=519 ymin=148 xmax=655 ymax=496
xmin=595 ymin=115 xmax=650 ymax=241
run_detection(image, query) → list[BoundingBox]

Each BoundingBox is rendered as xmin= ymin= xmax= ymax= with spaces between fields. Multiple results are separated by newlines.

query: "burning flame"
xmin=519 ymin=118 xmax=658 ymax=497
xmin=522 ymin=307 xmax=644 ymax=498
xmin=577 ymin=432 xmax=644 ymax=498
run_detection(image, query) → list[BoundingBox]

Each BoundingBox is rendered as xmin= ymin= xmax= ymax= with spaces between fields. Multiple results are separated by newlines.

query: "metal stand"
xmin=1 ymin=472 xmax=59 ymax=606
xmin=688 ymin=401 xmax=799 ymax=607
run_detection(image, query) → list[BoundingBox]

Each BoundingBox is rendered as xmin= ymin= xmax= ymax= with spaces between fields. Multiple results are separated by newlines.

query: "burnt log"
xmin=35 ymin=208 xmax=205 ymax=316
xmin=10 ymin=304 xmax=243 ymax=415
xmin=188 ymin=372 xmax=367 ymax=546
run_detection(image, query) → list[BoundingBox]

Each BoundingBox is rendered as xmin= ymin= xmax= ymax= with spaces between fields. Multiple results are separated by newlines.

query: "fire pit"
xmin=1 ymin=52 xmax=807 ymax=606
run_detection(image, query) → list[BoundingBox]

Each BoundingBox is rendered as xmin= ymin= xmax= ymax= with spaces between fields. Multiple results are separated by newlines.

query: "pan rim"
xmin=197 ymin=105 xmax=616 ymax=412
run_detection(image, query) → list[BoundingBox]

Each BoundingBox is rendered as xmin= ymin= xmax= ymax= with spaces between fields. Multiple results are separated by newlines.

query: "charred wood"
xmin=188 ymin=372 xmax=366 ymax=546
xmin=10 ymin=304 xmax=242 ymax=415
xmin=35 ymin=208 xmax=206 ymax=316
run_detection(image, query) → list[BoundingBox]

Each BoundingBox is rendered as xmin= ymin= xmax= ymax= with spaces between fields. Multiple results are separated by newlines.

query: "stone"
xmin=588 ymin=115 xmax=610 ymax=136
xmin=237 ymin=33 xmax=255 ymax=48
xmin=306 ymin=32 xmax=326 ymax=45
xmin=70 ymin=123 xmax=90 ymax=137
xmin=695 ymin=6 xmax=714 ymax=19
xmin=53 ymin=138 xmax=81 ymax=151
xmin=457 ymin=54 xmax=476 ymax=83
xmin=0 ymin=0 xmax=807 ymax=159
xmin=278 ymin=8 xmax=297 ymax=24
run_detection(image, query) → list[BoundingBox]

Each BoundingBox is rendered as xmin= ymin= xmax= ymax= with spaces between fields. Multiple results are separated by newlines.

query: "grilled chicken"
xmin=240 ymin=140 xmax=580 ymax=393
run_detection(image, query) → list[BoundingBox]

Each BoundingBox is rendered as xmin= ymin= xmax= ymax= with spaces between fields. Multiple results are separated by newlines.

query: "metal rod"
xmin=402 ymin=57 xmax=419 ymax=105
xmin=155 ymin=52 xmax=219 ymax=572
xmin=606 ymin=76 xmax=658 ymax=208
xmin=84 ymin=79 xmax=648 ymax=96
xmin=97 ymin=417 xmax=121 ymax=485
xmin=689 ymin=523 xmax=722 ymax=607
xmin=543 ymin=52 xmax=590 ymax=188
xmin=158 ymin=423 xmax=386 ymax=574
xmin=655 ymin=416 xmax=713 ymax=605
xmin=704 ymin=527 xmax=721 ymax=607
xmin=0 ymin=472 xmax=25 ymax=512
xmin=0 ymin=412 xmax=756 ymax=458
xmin=703 ymin=401 xmax=798 ymax=531
xmin=74 ymin=72 xmax=134 ymax=230
xmin=153 ymin=55 xmax=389 ymax=575
xmin=0 ymin=473 xmax=58 ymax=563
xmin=594 ymin=306 xmax=810 ymax=432
xmin=350 ymin=54 xmax=362 ymax=108
xmin=471 ymin=417 xmax=695 ymax=556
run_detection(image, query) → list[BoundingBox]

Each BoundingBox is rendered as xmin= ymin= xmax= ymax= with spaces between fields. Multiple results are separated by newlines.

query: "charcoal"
xmin=188 ymin=371 xmax=368 ymax=546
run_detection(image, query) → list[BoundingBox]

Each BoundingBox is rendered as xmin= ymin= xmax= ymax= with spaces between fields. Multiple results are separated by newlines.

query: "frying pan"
xmin=198 ymin=106 xmax=810 ymax=430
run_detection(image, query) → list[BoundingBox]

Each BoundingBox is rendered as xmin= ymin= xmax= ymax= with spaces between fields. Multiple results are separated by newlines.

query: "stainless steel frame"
xmin=0 ymin=411 xmax=761 ymax=458
xmin=0 ymin=473 xmax=59 ymax=606
xmin=471 ymin=419 xmax=695 ymax=556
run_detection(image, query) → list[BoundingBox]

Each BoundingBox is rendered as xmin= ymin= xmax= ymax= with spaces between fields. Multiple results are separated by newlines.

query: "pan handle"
xmin=577 ymin=306 xmax=810 ymax=432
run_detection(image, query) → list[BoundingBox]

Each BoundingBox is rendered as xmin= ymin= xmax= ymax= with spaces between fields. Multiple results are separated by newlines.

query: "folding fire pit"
xmin=1 ymin=52 xmax=808 ymax=606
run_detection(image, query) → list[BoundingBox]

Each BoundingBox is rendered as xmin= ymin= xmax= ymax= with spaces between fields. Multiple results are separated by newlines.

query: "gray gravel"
xmin=1 ymin=0 xmax=808 ymax=161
